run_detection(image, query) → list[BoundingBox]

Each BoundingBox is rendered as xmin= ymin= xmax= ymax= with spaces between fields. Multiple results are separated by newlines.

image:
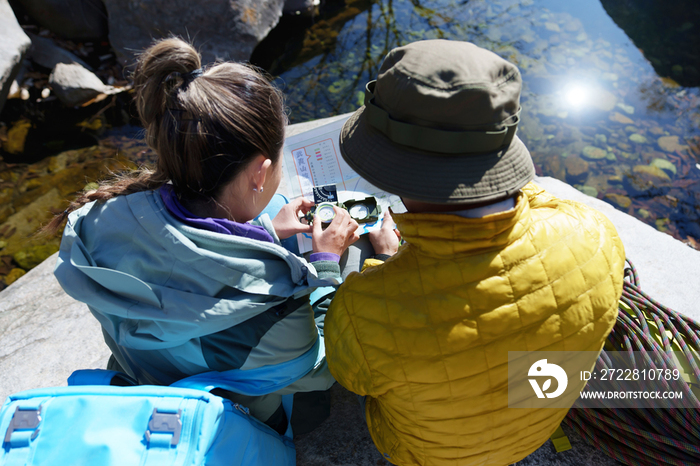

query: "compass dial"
xmin=316 ymin=203 xmax=336 ymax=223
xmin=349 ymin=203 xmax=370 ymax=220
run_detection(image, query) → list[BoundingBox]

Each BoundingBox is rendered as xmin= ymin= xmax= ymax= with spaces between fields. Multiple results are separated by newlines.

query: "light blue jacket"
xmin=54 ymin=190 xmax=338 ymax=400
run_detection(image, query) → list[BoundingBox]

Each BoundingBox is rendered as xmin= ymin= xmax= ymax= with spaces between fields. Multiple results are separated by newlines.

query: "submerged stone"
xmin=629 ymin=134 xmax=648 ymax=144
xmin=604 ymin=193 xmax=632 ymax=209
xmin=582 ymin=146 xmax=607 ymax=160
xmin=661 ymin=77 xmax=680 ymax=88
xmin=13 ymin=244 xmax=59 ymax=270
xmin=633 ymin=164 xmax=671 ymax=180
xmin=650 ymin=158 xmax=677 ymax=175
xmin=616 ymin=142 xmax=632 ymax=151
xmin=578 ymin=185 xmax=598 ymax=197
xmin=565 ymin=19 xmax=583 ymax=32
xmin=657 ymin=135 xmax=688 ymax=153
xmin=656 ymin=218 xmax=670 ymax=231
xmin=4 ymin=267 xmax=26 ymax=285
xmin=610 ymin=112 xmax=633 ymax=124
xmin=564 ymin=155 xmax=589 ymax=183
xmin=589 ymin=88 xmax=617 ymax=111
xmin=5 ymin=119 xmax=31 ymax=154
xmin=616 ymin=103 xmax=635 ymax=114
xmin=619 ymin=151 xmax=638 ymax=160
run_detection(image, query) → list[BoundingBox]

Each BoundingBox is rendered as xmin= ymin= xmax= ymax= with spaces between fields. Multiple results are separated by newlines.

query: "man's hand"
xmin=369 ymin=211 xmax=400 ymax=256
xmin=271 ymin=197 xmax=314 ymax=239
xmin=312 ymin=206 xmax=360 ymax=256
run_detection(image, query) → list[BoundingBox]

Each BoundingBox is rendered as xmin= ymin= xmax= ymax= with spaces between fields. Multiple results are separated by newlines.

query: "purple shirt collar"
xmin=159 ymin=184 xmax=274 ymax=243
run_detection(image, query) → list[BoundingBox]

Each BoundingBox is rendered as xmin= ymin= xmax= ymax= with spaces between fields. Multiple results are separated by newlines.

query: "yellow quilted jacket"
xmin=325 ymin=183 xmax=625 ymax=466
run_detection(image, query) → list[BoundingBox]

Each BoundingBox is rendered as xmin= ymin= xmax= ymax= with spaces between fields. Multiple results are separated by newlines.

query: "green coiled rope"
xmin=563 ymin=260 xmax=700 ymax=466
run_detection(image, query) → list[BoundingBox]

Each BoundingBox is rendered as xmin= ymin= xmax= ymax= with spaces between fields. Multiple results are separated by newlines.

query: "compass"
xmin=348 ymin=203 xmax=370 ymax=220
xmin=315 ymin=202 xmax=337 ymax=224
xmin=343 ymin=197 xmax=381 ymax=223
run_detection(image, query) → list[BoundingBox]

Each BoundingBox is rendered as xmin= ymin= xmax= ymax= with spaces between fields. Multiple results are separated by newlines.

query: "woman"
xmin=48 ymin=37 xmax=359 ymax=433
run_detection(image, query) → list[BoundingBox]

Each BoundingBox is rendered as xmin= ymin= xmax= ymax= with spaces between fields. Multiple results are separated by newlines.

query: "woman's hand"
xmin=369 ymin=211 xmax=401 ymax=256
xmin=312 ymin=206 xmax=360 ymax=256
xmin=271 ymin=197 xmax=314 ymax=239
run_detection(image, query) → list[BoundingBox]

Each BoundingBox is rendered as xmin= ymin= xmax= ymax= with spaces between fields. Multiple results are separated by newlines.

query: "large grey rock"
xmin=0 ymin=254 xmax=619 ymax=466
xmin=0 ymin=255 xmax=619 ymax=466
xmin=48 ymin=62 xmax=109 ymax=106
xmin=0 ymin=252 xmax=110 ymax=403
xmin=27 ymin=32 xmax=92 ymax=71
xmin=104 ymin=0 xmax=285 ymax=66
xmin=0 ymin=0 xmax=31 ymax=115
xmin=11 ymin=0 xmax=108 ymax=40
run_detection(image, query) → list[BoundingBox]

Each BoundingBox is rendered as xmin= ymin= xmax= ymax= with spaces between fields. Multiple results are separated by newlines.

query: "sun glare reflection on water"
xmin=564 ymin=84 xmax=591 ymax=109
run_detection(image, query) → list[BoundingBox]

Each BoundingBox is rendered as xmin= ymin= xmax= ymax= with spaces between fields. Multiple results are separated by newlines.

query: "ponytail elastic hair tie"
xmin=181 ymin=68 xmax=204 ymax=86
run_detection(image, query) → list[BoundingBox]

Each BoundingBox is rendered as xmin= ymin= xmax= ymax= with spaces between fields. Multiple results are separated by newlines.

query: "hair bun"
xmin=134 ymin=37 xmax=202 ymax=127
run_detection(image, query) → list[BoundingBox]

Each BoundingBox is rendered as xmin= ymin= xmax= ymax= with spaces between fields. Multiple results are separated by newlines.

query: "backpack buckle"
xmin=146 ymin=409 xmax=182 ymax=446
xmin=4 ymin=406 xmax=42 ymax=444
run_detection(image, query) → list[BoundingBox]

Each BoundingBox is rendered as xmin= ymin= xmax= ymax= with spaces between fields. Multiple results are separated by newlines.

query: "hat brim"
xmin=339 ymin=106 xmax=536 ymax=205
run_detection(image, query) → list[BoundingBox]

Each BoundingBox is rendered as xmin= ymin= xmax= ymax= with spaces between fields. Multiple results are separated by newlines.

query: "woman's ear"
xmin=250 ymin=154 xmax=273 ymax=191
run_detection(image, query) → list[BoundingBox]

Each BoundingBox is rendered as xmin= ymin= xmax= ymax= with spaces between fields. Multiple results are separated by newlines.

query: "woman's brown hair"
xmin=44 ymin=37 xmax=287 ymax=234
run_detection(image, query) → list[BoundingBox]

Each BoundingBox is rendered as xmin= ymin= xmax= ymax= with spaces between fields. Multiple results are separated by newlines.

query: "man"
xmin=324 ymin=40 xmax=625 ymax=465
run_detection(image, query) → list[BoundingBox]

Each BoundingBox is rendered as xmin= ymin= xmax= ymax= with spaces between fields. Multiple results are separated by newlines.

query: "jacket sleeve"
xmin=311 ymin=260 xmax=342 ymax=281
xmin=324 ymin=285 xmax=374 ymax=396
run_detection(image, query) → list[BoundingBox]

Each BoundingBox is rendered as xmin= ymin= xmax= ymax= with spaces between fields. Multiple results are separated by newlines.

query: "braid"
xmin=41 ymin=168 xmax=168 ymax=236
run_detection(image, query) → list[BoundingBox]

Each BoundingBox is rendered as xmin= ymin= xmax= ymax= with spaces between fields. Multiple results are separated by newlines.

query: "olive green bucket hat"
xmin=339 ymin=39 xmax=535 ymax=205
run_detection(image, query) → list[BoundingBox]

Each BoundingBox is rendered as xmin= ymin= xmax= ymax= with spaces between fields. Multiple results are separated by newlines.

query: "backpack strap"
xmin=67 ymin=369 xmax=138 ymax=387
xmin=170 ymin=331 xmax=325 ymax=396
xmin=171 ymin=333 xmax=323 ymax=441
xmin=64 ymin=331 xmax=322 ymax=443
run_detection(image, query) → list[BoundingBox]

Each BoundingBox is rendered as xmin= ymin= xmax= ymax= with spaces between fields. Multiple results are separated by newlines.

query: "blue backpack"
xmin=0 ymin=336 xmax=325 ymax=465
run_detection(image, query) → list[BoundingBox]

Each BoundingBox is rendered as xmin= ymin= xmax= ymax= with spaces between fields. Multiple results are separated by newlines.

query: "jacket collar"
xmin=392 ymin=191 xmax=531 ymax=257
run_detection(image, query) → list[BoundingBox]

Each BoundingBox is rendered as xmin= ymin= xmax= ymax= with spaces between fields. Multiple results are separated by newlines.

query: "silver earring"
xmin=259 ymin=187 xmax=264 ymax=193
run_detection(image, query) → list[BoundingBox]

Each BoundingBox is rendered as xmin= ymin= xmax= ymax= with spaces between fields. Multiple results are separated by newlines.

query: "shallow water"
xmin=252 ymin=0 xmax=700 ymax=246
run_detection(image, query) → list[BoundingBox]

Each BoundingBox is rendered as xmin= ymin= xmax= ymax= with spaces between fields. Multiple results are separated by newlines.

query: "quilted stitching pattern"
xmin=325 ymin=183 xmax=625 ymax=466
